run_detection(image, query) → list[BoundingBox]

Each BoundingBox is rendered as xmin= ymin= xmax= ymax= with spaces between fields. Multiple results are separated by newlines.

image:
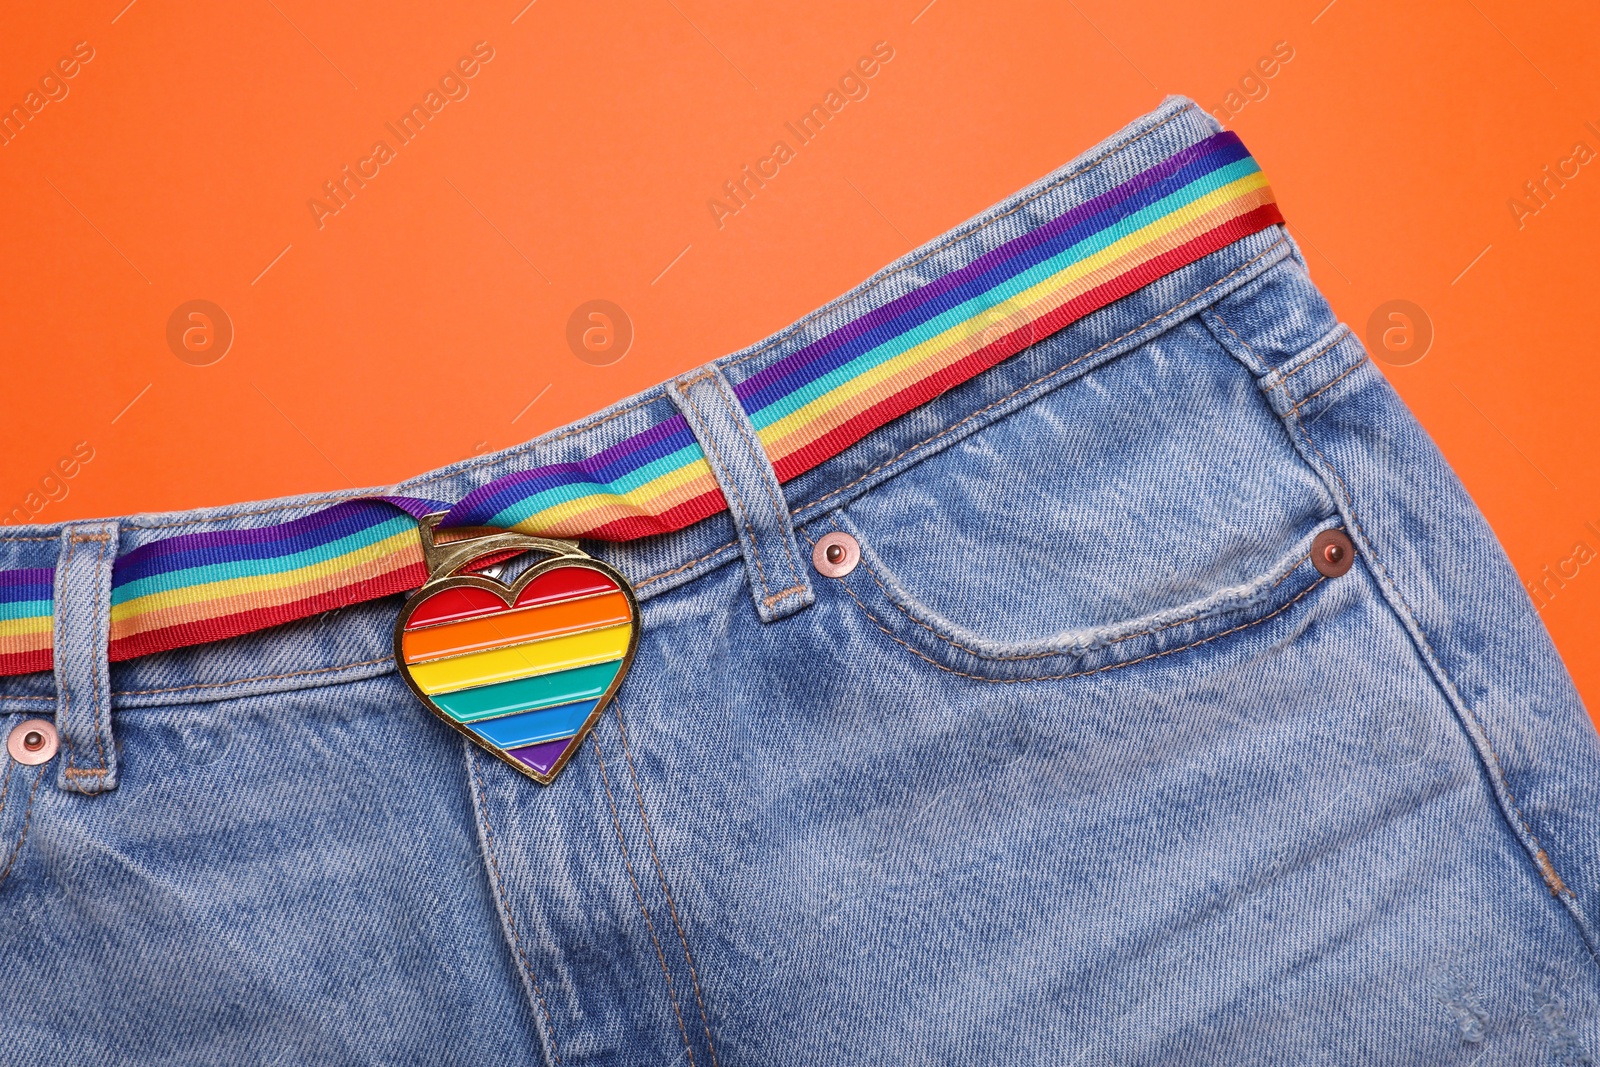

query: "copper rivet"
xmin=1310 ymin=529 xmax=1356 ymax=578
xmin=7 ymin=719 xmax=58 ymax=766
xmin=812 ymin=531 xmax=860 ymax=578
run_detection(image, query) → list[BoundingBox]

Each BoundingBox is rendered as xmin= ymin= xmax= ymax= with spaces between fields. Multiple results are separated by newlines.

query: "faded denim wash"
xmin=1 ymin=97 xmax=1597 ymax=1065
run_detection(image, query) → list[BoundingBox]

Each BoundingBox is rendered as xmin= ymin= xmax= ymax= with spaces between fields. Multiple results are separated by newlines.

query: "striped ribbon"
xmin=0 ymin=130 xmax=1282 ymax=677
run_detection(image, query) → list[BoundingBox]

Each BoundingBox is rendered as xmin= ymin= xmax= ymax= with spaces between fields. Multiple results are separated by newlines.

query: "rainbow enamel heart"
xmin=395 ymin=556 xmax=639 ymax=784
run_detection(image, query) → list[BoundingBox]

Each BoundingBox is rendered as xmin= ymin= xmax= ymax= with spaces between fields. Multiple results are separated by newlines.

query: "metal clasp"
xmin=416 ymin=513 xmax=587 ymax=585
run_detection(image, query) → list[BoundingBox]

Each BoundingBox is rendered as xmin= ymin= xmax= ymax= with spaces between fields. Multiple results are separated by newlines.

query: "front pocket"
xmin=805 ymin=318 xmax=1342 ymax=680
xmin=814 ymin=508 xmax=1338 ymax=683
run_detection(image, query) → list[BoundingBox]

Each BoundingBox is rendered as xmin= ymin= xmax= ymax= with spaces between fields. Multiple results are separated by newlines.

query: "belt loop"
xmin=670 ymin=366 xmax=815 ymax=622
xmin=53 ymin=520 xmax=119 ymax=795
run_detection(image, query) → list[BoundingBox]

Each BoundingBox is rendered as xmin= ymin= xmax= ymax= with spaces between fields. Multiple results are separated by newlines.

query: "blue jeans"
xmin=2 ymin=97 xmax=1597 ymax=1065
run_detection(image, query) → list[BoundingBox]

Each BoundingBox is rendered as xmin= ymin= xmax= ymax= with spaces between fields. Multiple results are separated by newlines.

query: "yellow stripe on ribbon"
xmin=110 ymin=527 xmax=423 ymax=627
xmin=408 ymin=623 xmax=633 ymax=695
xmin=505 ymin=459 xmax=720 ymax=538
xmin=109 ymin=540 xmax=424 ymax=642
xmin=0 ymin=614 xmax=53 ymax=642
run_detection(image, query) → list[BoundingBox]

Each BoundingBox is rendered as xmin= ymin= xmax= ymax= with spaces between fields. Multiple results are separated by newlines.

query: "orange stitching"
xmin=468 ymin=751 xmax=562 ymax=1061
xmin=1292 ymin=416 xmax=1573 ymax=901
xmin=111 ymin=654 xmax=395 ymax=697
xmin=846 ymin=516 xmax=1320 ymax=662
xmin=1277 ymin=330 xmax=1350 ymax=385
xmin=676 ymin=383 xmax=772 ymax=601
xmin=613 ymin=703 xmax=721 ymax=1067
xmin=722 ymin=105 xmax=1201 ymax=371
xmin=837 ymin=569 xmax=1326 ymax=684
xmin=1208 ymin=311 xmax=1258 ymax=359
xmin=712 ymin=376 xmax=803 ymax=591
xmin=635 ymin=542 xmax=739 ymax=589
xmin=760 ymin=584 xmax=807 ymax=608
xmin=67 ymin=533 xmax=110 ymax=543
xmin=0 ymin=770 xmax=42 ymax=888
xmin=794 ymin=238 xmax=1290 ymax=517
xmin=4 ymin=652 xmax=398 ymax=710
xmin=62 ymin=768 xmax=108 ymax=778
xmin=0 ymin=757 xmax=16 ymax=817
xmin=1290 ymin=355 xmax=1368 ymax=416
xmin=591 ymin=732 xmax=697 ymax=1067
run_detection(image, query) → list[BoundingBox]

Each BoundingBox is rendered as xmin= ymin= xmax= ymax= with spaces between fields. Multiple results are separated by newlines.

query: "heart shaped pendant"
xmin=394 ymin=515 xmax=639 ymax=785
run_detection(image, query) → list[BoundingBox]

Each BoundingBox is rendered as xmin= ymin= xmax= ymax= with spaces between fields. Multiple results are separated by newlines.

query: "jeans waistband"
xmin=0 ymin=95 xmax=1302 ymax=711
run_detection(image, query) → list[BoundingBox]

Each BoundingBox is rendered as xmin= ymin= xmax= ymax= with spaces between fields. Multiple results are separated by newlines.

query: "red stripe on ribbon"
xmin=0 ymin=649 xmax=51 ymax=677
xmin=107 ymin=560 xmax=429 ymax=663
xmin=581 ymin=487 xmax=729 ymax=543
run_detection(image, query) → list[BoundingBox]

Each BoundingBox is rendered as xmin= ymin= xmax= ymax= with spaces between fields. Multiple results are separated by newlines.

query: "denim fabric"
xmin=668 ymin=366 xmax=815 ymax=624
xmin=2 ymin=96 xmax=1597 ymax=1065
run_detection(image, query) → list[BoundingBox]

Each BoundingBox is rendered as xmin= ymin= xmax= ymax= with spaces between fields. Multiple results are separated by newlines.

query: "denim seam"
xmin=1277 ymin=332 xmax=1349 ymax=386
xmin=819 ymin=518 xmax=1318 ymax=659
xmin=791 ymin=237 xmax=1290 ymax=519
xmin=1212 ymin=315 xmax=1348 ymax=393
xmin=711 ymin=376 xmax=804 ymax=599
xmin=1217 ymin=314 xmax=1580 ymax=917
xmin=0 ymin=759 xmax=15 ymax=821
xmin=836 ymin=515 xmax=1319 ymax=663
xmin=468 ymin=748 xmax=563 ymax=1063
xmin=636 ymin=543 xmax=740 ymax=589
xmin=590 ymin=732 xmax=698 ymax=1067
xmin=1290 ymin=414 xmax=1585 ymax=938
xmin=0 ymin=754 xmax=24 ymax=890
xmin=1206 ymin=311 xmax=1263 ymax=373
xmin=1289 ymin=355 xmax=1370 ymax=417
xmin=0 ymin=771 xmax=42 ymax=889
xmin=674 ymin=381 xmax=776 ymax=604
xmin=104 ymin=653 xmax=396 ymax=697
xmin=835 ymin=566 xmax=1326 ymax=684
xmin=614 ymin=702 xmax=721 ymax=1067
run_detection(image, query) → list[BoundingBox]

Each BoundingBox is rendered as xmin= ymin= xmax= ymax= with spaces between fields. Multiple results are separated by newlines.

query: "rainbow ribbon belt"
xmin=0 ymin=130 xmax=1282 ymax=677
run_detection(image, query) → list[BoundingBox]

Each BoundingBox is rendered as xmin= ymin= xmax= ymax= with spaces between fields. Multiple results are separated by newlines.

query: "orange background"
xmin=3 ymin=2 xmax=1597 ymax=717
